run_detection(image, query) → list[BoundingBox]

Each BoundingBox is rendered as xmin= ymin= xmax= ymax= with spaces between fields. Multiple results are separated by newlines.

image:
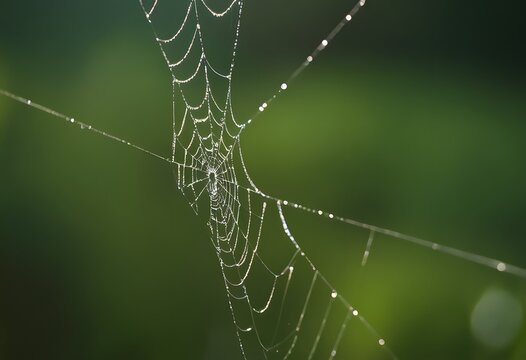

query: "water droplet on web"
xmin=353 ymin=309 xmax=359 ymax=316
xmin=346 ymin=14 xmax=352 ymax=21
xmin=331 ymin=290 xmax=338 ymax=298
xmin=379 ymin=339 xmax=385 ymax=346
xmin=321 ymin=39 xmax=328 ymax=47
xmin=497 ymin=262 xmax=506 ymax=272
xmin=281 ymin=83 xmax=288 ymax=90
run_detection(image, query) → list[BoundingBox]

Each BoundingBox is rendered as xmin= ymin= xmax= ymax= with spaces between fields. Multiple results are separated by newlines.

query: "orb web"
xmin=139 ymin=1 xmax=396 ymax=357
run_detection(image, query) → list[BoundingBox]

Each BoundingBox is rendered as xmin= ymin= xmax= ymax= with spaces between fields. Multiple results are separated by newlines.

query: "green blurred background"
xmin=1 ymin=0 xmax=525 ymax=359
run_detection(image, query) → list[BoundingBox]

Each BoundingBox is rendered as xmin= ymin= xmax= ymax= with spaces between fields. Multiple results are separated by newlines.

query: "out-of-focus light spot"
xmin=470 ymin=288 xmax=523 ymax=349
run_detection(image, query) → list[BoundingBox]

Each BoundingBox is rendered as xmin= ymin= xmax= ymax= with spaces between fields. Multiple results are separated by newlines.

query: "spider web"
xmin=1 ymin=0 xmax=525 ymax=359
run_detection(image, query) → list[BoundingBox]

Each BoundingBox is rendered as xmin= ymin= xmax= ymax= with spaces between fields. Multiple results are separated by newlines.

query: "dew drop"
xmin=27 ymin=100 xmax=32 ymax=105
xmin=70 ymin=118 xmax=75 ymax=123
xmin=329 ymin=214 xmax=334 ymax=219
xmin=331 ymin=290 xmax=338 ymax=298
xmin=346 ymin=14 xmax=352 ymax=21
xmin=352 ymin=309 xmax=359 ymax=316
xmin=307 ymin=56 xmax=313 ymax=62
xmin=281 ymin=83 xmax=288 ymax=90
xmin=283 ymin=200 xmax=288 ymax=205
xmin=318 ymin=210 xmax=323 ymax=215
xmin=331 ymin=350 xmax=337 ymax=357
xmin=321 ymin=39 xmax=328 ymax=47
xmin=497 ymin=262 xmax=506 ymax=272
xmin=379 ymin=339 xmax=385 ymax=346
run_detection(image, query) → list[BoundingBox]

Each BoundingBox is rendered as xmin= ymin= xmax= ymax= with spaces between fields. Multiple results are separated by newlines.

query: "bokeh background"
xmin=1 ymin=0 xmax=525 ymax=359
